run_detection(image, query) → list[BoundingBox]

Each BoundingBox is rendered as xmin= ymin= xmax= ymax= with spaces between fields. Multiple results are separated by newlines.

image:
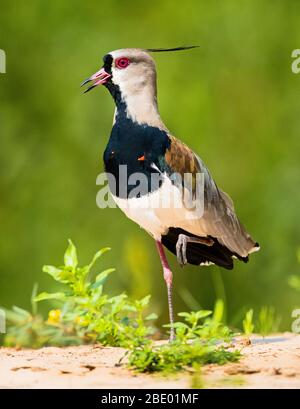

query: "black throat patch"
xmin=102 ymin=53 xmax=123 ymax=106
xmin=103 ymin=53 xmax=113 ymax=74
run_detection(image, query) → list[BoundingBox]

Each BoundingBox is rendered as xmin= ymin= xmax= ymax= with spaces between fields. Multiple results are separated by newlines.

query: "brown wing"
xmin=164 ymin=135 xmax=259 ymax=257
xmin=164 ymin=135 xmax=203 ymax=197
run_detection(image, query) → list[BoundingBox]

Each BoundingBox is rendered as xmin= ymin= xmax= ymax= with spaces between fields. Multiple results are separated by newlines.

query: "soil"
xmin=0 ymin=333 xmax=299 ymax=389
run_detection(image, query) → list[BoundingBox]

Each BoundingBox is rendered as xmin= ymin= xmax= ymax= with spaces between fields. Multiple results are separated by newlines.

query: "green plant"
xmin=128 ymin=300 xmax=240 ymax=373
xmin=2 ymin=240 xmax=156 ymax=348
xmin=243 ymin=309 xmax=255 ymax=336
xmin=2 ymin=242 xmax=241 ymax=375
xmin=242 ymin=307 xmax=281 ymax=337
xmin=256 ymin=306 xmax=281 ymax=336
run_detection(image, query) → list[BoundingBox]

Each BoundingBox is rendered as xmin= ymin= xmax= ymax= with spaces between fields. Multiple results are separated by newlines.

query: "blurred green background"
xmin=1 ymin=0 xmax=300 ymax=331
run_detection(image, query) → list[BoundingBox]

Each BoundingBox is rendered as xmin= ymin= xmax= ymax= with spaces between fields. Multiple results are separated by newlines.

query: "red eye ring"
xmin=115 ymin=57 xmax=130 ymax=69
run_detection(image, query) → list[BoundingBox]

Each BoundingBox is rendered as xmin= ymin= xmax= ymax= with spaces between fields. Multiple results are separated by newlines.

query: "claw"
xmin=181 ymin=237 xmax=188 ymax=265
xmin=175 ymin=234 xmax=215 ymax=267
xmin=176 ymin=234 xmax=188 ymax=267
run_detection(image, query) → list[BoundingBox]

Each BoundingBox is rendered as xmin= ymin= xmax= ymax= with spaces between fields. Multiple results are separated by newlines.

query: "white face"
xmin=108 ymin=49 xmax=157 ymax=98
xmin=82 ymin=48 xmax=163 ymax=127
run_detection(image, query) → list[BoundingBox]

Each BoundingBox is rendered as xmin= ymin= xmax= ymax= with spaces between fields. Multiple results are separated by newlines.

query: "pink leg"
xmin=156 ymin=241 xmax=175 ymax=341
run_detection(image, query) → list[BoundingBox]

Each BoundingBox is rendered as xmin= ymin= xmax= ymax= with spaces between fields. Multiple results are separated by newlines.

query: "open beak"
xmin=81 ymin=67 xmax=111 ymax=93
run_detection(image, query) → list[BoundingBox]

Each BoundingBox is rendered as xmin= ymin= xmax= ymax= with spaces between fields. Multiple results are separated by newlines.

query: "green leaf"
xmin=177 ymin=312 xmax=191 ymax=318
xmin=12 ymin=306 xmax=31 ymax=318
xmin=145 ymin=313 xmax=158 ymax=321
xmin=91 ymin=268 xmax=115 ymax=289
xmin=196 ymin=310 xmax=212 ymax=320
xmin=164 ymin=322 xmax=189 ymax=329
xmin=34 ymin=292 xmax=66 ymax=302
xmin=87 ymin=247 xmax=111 ymax=271
xmin=243 ymin=309 xmax=254 ymax=335
xmin=43 ymin=265 xmax=66 ymax=282
xmin=2 ymin=308 xmax=30 ymax=323
xmin=213 ymin=299 xmax=224 ymax=323
xmin=178 ymin=310 xmax=212 ymax=322
xmin=139 ymin=295 xmax=151 ymax=307
xmin=96 ymin=267 xmax=115 ymax=282
xmin=64 ymin=239 xmax=78 ymax=269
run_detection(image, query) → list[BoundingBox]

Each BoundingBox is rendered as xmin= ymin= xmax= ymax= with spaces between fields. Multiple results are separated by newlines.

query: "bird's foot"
xmin=176 ymin=234 xmax=214 ymax=267
xmin=169 ymin=329 xmax=176 ymax=343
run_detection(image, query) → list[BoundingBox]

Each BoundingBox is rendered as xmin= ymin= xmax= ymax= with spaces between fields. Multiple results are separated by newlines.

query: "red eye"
xmin=115 ymin=57 xmax=130 ymax=69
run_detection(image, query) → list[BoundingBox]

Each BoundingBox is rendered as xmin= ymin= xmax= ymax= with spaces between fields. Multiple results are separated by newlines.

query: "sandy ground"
xmin=0 ymin=333 xmax=299 ymax=389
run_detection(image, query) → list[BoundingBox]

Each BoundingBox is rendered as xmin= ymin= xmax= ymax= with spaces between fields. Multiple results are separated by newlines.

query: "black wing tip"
xmin=241 ymin=256 xmax=249 ymax=263
xmin=146 ymin=45 xmax=200 ymax=53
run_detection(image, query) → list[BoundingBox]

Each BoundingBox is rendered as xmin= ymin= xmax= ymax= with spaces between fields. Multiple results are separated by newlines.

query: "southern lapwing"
xmin=82 ymin=47 xmax=259 ymax=341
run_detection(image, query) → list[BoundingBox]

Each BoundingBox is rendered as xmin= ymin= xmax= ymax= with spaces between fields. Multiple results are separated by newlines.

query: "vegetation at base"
xmin=256 ymin=306 xmax=281 ymax=336
xmin=1 ymin=240 xmax=286 ymax=373
xmin=1 ymin=241 xmax=240 ymax=374
xmin=243 ymin=309 xmax=255 ymax=336
xmin=128 ymin=302 xmax=240 ymax=373
xmin=2 ymin=240 xmax=156 ymax=348
xmin=241 ymin=306 xmax=281 ymax=338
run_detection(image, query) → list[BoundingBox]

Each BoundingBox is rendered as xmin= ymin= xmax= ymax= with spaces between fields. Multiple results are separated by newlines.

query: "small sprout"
xmin=64 ymin=239 xmax=78 ymax=269
xmin=256 ymin=306 xmax=281 ymax=336
xmin=213 ymin=299 xmax=225 ymax=323
xmin=243 ymin=309 xmax=255 ymax=336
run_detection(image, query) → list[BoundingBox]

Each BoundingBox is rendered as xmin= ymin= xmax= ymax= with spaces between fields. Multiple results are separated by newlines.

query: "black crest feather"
xmin=146 ymin=46 xmax=199 ymax=53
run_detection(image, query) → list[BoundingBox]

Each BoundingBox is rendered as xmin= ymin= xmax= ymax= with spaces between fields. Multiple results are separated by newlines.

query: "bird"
xmin=82 ymin=46 xmax=259 ymax=341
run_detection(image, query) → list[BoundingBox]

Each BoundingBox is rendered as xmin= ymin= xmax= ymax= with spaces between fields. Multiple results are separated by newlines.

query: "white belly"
xmin=111 ymin=176 xmax=206 ymax=240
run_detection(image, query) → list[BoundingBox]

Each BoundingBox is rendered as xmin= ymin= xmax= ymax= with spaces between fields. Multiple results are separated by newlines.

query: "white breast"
xmin=111 ymin=172 xmax=206 ymax=240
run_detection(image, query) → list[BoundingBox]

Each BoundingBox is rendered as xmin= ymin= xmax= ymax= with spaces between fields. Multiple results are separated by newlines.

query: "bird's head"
xmin=82 ymin=48 xmax=157 ymax=100
xmin=82 ymin=46 xmax=198 ymax=126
